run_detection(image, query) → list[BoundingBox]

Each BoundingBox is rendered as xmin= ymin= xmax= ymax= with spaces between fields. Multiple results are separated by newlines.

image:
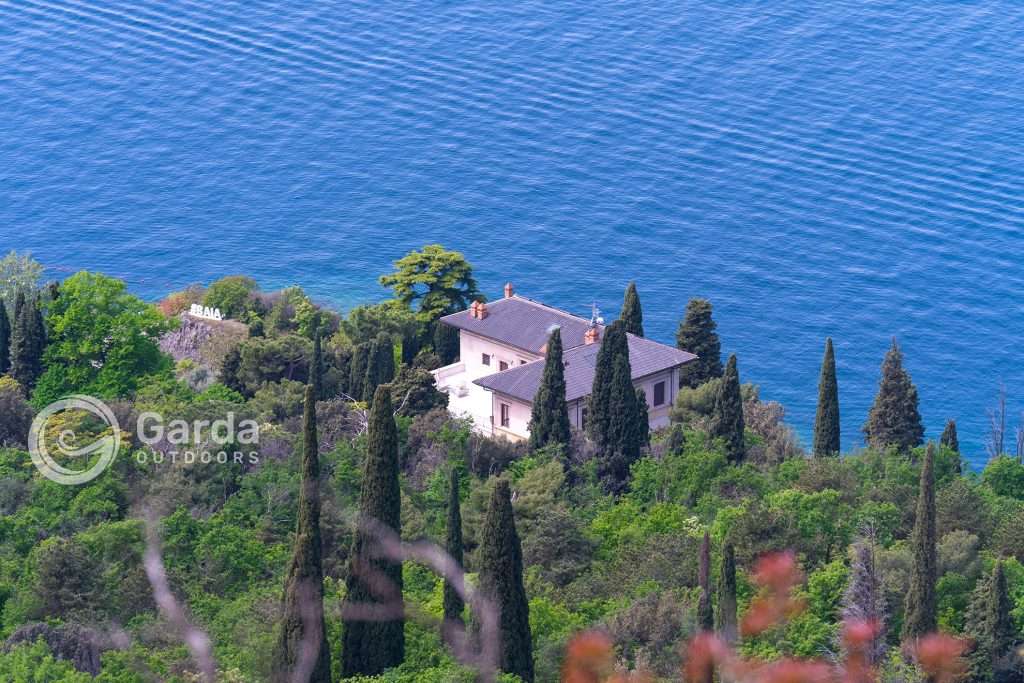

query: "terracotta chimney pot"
xmin=477 ymin=301 xmax=489 ymax=319
xmin=504 ymin=282 xmax=514 ymax=298
xmin=584 ymin=326 xmax=600 ymax=345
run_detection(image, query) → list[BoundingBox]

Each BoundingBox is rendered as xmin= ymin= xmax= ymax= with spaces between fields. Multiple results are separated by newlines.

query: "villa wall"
xmin=459 ymin=331 xmax=540 ymax=380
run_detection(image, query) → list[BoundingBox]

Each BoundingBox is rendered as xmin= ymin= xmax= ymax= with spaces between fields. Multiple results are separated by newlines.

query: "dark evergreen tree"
xmin=12 ymin=290 xmax=25 ymax=327
xmin=341 ymin=386 xmax=404 ymax=677
xmin=442 ymin=469 xmax=465 ymax=630
xmin=271 ymin=385 xmax=331 ymax=683
xmin=311 ymin=325 xmax=324 ymax=401
xmin=863 ymin=339 xmax=924 ymax=452
xmin=597 ymin=350 xmax=643 ymax=493
xmin=401 ymin=326 xmax=421 ymax=366
xmin=348 ymin=342 xmax=370 ymax=401
xmin=697 ymin=530 xmax=713 ymax=632
xmin=940 ymin=419 xmax=959 ymax=453
xmin=716 ymin=543 xmax=738 ymax=643
xmin=635 ymin=387 xmax=650 ymax=447
xmin=619 ymin=281 xmax=644 ymax=337
xmin=433 ymin=321 xmax=460 ymax=365
xmin=587 ymin=321 xmax=627 ymax=448
xmin=813 ymin=337 xmax=840 ymax=456
xmin=676 ymin=298 xmax=723 ymax=389
xmin=841 ymin=538 xmax=886 ymax=664
xmin=363 ymin=332 xmax=396 ymax=405
xmin=903 ymin=443 xmax=937 ymax=640
xmin=983 ymin=560 xmax=1015 ymax=671
xmin=0 ymin=299 xmax=10 ymax=375
xmin=9 ymin=295 xmax=44 ymax=394
xmin=219 ymin=346 xmax=247 ymax=397
xmin=479 ymin=480 xmax=533 ymax=683
xmin=527 ymin=328 xmax=571 ymax=450
xmin=710 ymin=354 xmax=745 ymax=464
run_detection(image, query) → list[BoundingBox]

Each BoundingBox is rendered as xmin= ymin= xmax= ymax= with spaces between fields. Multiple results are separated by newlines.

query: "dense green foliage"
xmin=527 ymin=329 xmax=570 ymax=451
xmin=904 ymin=444 xmax=938 ymax=640
xmin=864 ymin=339 xmax=924 ymax=452
xmin=619 ymin=282 xmax=644 ymax=337
xmin=710 ymin=354 xmax=745 ymax=464
xmin=813 ymin=338 xmax=840 ymax=457
xmin=379 ymin=245 xmax=481 ymax=323
xmin=9 ymin=292 xmax=45 ymax=395
xmin=0 ymin=298 xmax=10 ymax=375
xmin=942 ymin=419 xmax=960 ymax=454
xmin=675 ymin=298 xmax=722 ymax=389
xmin=442 ymin=469 xmax=465 ymax=628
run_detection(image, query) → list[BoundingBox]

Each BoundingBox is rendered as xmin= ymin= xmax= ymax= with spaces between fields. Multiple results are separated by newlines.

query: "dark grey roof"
xmin=474 ymin=333 xmax=697 ymax=403
xmin=440 ymin=295 xmax=594 ymax=353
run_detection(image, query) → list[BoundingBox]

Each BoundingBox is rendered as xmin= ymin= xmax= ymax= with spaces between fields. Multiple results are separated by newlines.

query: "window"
xmin=520 ymin=359 xmax=527 ymax=365
xmin=500 ymin=403 xmax=510 ymax=428
xmin=499 ymin=360 xmax=509 ymax=371
xmin=581 ymin=407 xmax=588 ymax=427
xmin=482 ymin=353 xmax=491 ymax=366
xmin=653 ymin=381 xmax=666 ymax=407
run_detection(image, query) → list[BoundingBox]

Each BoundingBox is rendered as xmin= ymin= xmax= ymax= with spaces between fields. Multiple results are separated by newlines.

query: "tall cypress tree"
xmin=940 ymin=419 xmax=959 ymax=453
xmin=903 ymin=443 xmax=937 ymax=640
xmin=676 ymin=298 xmax=723 ymax=389
xmin=9 ymin=295 xmax=43 ymax=395
xmin=598 ymin=352 xmax=643 ymax=493
xmin=711 ymin=354 xmax=745 ymax=464
xmin=311 ymin=325 xmax=324 ymax=401
xmin=479 ymin=480 xmax=533 ymax=683
xmin=984 ymin=560 xmax=1015 ymax=670
xmin=442 ymin=469 xmax=465 ymax=630
xmin=528 ymin=328 xmax=571 ymax=450
xmin=272 ymin=385 xmax=331 ymax=683
xmin=619 ymin=282 xmax=644 ymax=337
xmin=813 ymin=337 xmax=841 ymax=456
xmin=433 ymin=321 xmax=460 ymax=365
xmin=348 ymin=342 xmax=370 ymax=401
xmin=363 ymin=332 xmax=396 ymax=404
xmin=635 ymin=387 xmax=650 ymax=447
xmin=716 ymin=543 xmax=738 ymax=643
xmin=342 ymin=386 xmax=405 ymax=677
xmin=863 ymin=339 xmax=924 ymax=452
xmin=697 ymin=530 xmax=713 ymax=632
xmin=0 ymin=299 xmax=10 ymax=375
xmin=401 ymin=326 xmax=421 ymax=366
xmin=587 ymin=321 xmax=627 ymax=448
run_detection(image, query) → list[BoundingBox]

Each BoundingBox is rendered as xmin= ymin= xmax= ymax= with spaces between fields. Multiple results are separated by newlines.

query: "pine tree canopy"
xmin=479 ymin=480 xmax=534 ymax=683
xmin=940 ymin=419 xmax=959 ymax=453
xmin=676 ymin=298 xmax=723 ymax=389
xmin=528 ymin=327 xmax=571 ymax=450
xmin=813 ymin=337 xmax=841 ymax=456
xmin=619 ymin=282 xmax=644 ymax=337
xmin=863 ymin=339 xmax=924 ymax=452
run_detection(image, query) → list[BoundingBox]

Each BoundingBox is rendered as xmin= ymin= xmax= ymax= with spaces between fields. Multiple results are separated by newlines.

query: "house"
xmin=432 ymin=283 xmax=697 ymax=442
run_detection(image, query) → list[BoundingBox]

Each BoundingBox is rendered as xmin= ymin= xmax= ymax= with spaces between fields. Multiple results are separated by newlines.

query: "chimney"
xmin=584 ymin=326 xmax=600 ymax=345
xmin=504 ymin=282 xmax=514 ymax=298
xmin=470 ymin=301 xmax=480 ymax=319
xmin=474 ymin=300 xmax=488 ymax=319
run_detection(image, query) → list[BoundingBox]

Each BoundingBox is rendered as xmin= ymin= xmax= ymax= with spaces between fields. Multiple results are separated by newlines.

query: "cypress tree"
xmin=813 ymin=338 xmax=841 ymax=456
xmin=716 ymin=543 xmax=738 ymax=643
xmin=401 ymin=326 xmax=421 ymax=366
xmin=363 ymin=332 xmax=396 ymax=405
xmin=635 ymin=387 xmax=650 ymax=447
xmin=940 ymin=419 xmax=959 ymax=453
xmin=0 ymin=299 xmax=10 ymax=375
xmin=697 ymin=530 xmax=713 ymax=632
xmin=311 ymin=325 xmax=323 ymax=401
xmin=271 ymin=385 xmax=331 ymax=683
xmin=710 ymin=354 xmax=745 ymax=464
xmin=863 ymin=339 xmax=924 ymax=452
xmin=619 ymin=282 xmax=644 ymax=337
xmin=597 ymin=351 xmax=643 ymax=493
xmin=9 ymin=295 xmax=43 ymax=394
xmin=12 ymin=290 xmax=25 ymax=327
xmin=442 ymin=469 xmax=465 ymax=630
xmin=433 ymin=321 xmax=459 ymax=366
xmin=220 ymin=346 xmax=246 ymax=396
xmin=587 ymin=321 xmax=627 ymax=448
xmin=903 ymin=443 xmax=937 ymax=640
xmin=984 ymin=560 xmax=1015 ymax=669
xmin=348 ymin=342 xmax=369 ymax=401
xmin=479 ymin=480 xmax=533 ymax=683
xmin=676 ymin=298 xmax=723 ymax=389
xmin=341 ymin=386 xmax=404 ymax=677
xmin=527 ymin=328 xmax=571 ymax=450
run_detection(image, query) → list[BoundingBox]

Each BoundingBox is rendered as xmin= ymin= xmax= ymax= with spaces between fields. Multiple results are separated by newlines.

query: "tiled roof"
xmin=439 ymin=295 xmax=594 ymax=353
xmin=474 ymin=333 xmax=696 ymax=403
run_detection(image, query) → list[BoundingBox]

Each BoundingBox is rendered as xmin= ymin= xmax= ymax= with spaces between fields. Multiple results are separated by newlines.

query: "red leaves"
xmin=562 ymin=631 xmax=616 ymax=683
xmin=683 ymin=633 xmax=730 ymax=683
xmin=912 ymin=633 xmax=969 ymax=683
xmin=741 ymin=552 xmax=805 ymax=637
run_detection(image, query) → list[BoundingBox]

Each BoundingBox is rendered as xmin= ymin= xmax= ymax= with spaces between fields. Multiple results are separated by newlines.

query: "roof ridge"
xmin=507 ymin=294 xmax=593 ymax=326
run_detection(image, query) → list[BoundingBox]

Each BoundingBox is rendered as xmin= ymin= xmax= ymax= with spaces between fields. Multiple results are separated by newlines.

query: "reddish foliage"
xmin=563 ymin=631 xmax=616 ymax=683
xmin=741 ymin=551 xmax=805 ymax=637
xmin=840 ymin=620 xmax=880 ymax=683
xmin=682 ymin=633 xmax=730 ymax=683
xmin=913 ymin=633 xmax=969 ymax=683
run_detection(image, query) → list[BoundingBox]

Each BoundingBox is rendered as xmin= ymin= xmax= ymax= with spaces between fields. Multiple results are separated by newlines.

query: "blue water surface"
xmin=2 ymin=0 xmax=1023 ymax=466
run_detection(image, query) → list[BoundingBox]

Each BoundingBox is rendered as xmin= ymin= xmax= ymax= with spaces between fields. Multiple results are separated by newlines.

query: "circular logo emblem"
xmin=28 ymin=395 xmax=121 ymax=485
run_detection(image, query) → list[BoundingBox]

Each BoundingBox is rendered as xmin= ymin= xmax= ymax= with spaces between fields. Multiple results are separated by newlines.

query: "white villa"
xmin=432 ymin=283 xmax=697 ymax=442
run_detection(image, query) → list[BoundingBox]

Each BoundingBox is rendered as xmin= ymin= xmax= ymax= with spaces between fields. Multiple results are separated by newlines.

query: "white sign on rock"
xmin=189 ymin=303 xmax=224 ymax=321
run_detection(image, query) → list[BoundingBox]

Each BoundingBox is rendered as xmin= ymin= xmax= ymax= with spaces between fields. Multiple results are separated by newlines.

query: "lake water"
xmin=2 ymin=0 xmax=1022 ymax=467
